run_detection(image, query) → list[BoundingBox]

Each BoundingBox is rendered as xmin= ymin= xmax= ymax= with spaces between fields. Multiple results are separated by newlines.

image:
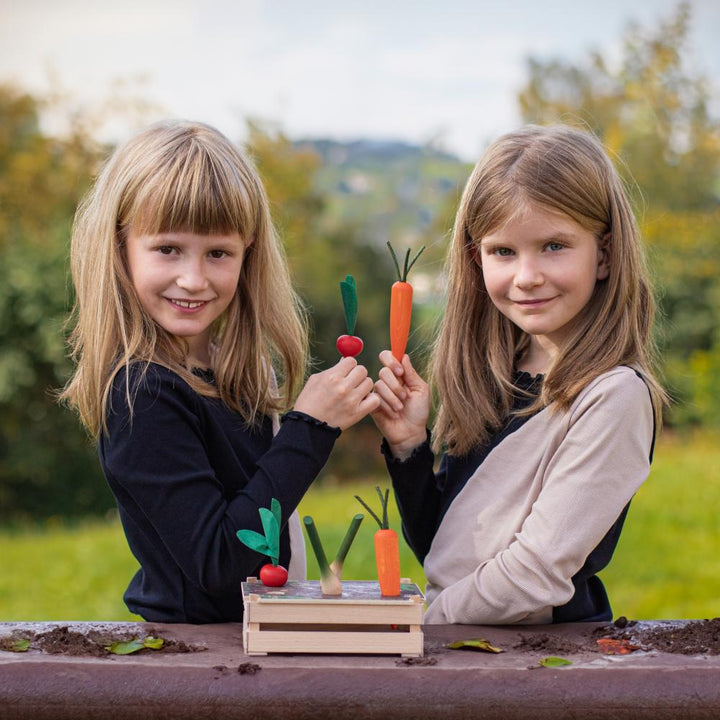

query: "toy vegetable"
xmin=387 ymin=242 xmax=425 ymax=361
xmin=355 ymin=486 xmax=401 ymax=597
xmin=336 ymin=274 xmax=364 ymax=357
xmin=303 ymin=514 xmax=364 ymax=595
xmin=236 ymin=498 xmax=288 ymax=587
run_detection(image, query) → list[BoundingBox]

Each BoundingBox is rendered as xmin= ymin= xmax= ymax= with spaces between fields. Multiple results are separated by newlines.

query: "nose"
xmin=176 ymin=258 xmax=209 ymax=293
xmin=514 ymin=255 xmax=543 ymax=290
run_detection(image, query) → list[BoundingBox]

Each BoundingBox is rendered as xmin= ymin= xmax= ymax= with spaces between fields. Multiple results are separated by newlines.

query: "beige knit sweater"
xmin=423 ymin=366 xmax=654 ymax=625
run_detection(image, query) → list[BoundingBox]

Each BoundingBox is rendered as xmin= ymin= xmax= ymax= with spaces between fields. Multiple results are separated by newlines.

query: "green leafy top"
xmin=387 ymin=242 xmax=425 ymax=283
xmin=354 ymin=486 xmax=391 ymax=530
xmin=339 ymin=274 xmax=358 ymax=334
xmin=236 ymin=498 xmax=282 ymax=566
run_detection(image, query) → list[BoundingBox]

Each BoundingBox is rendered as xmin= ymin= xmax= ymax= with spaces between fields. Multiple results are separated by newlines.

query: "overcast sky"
xmin=1 ymin=0 xmax=718 ymax=160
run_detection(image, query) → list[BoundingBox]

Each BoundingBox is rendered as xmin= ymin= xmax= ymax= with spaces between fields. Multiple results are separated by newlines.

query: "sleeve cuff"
xmin=380 ymin=429 xmax=432 ymax=465
xmin=280 ymin=410 xmax=341 ymax=438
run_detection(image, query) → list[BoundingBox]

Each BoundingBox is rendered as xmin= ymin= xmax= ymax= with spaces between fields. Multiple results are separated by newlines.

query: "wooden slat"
xmin=246 ymin=601 xmax=423 ymax=625
xmin=245 ymin=629 xmax=423 ymax=656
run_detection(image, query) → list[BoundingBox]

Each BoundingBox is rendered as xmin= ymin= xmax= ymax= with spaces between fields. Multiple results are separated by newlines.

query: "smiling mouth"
xmin=167 ymin=299 xmax=209 ymax=309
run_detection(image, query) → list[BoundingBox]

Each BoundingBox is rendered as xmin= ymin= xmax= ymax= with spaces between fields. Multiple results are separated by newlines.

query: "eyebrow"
xmin=479 ymin=231 xmax=576 ymax=245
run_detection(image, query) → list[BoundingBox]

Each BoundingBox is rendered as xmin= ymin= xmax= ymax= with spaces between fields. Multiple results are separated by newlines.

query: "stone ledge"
xmin=1 ymin=621 xmax=719 ymax=719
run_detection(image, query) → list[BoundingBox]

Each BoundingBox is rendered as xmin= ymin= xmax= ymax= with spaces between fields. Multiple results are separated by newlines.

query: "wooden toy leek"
xmin=236 ymin=498 xmax=288 ymax=587
xmin=303 ymin=514 xmax=364 ymax=595
xmin=336 ymin=274 xmax=364 ymax=357
xmin=355 ymin=487 xmax=401 ymax=596
xmin=387 ymin=242 xmax=425 ymax=361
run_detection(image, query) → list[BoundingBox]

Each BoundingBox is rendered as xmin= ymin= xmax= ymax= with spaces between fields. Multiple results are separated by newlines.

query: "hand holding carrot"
xmin=294 ymin=356 xmax=380 ymax=430
xmin=372 ymin=351 xmax=430 ymax=460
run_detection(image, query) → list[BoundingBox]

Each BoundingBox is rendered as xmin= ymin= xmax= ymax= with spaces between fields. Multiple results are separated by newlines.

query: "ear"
xmin=596 ymin=234 xmax=610 ymax=280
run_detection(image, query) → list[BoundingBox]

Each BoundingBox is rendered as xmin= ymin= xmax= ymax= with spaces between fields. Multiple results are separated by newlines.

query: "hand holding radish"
xmin=337 ymin=274 xmax=364 ymax=357
xmin=294 ymin=356 xmax=380 ymax=430
xmin=372 ymin=351 xmax=430 ymax=460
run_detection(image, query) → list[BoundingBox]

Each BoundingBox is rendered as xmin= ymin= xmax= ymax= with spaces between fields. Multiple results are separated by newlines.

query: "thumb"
xmin=401 ymin=354 xmax=425 ymax=389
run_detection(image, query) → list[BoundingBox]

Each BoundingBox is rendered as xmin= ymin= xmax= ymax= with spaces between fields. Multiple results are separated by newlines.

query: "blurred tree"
xmin=517 ymin=2 xmax=720 ymax=426
xmin=0 ymin=84 xmax=113 ymax=520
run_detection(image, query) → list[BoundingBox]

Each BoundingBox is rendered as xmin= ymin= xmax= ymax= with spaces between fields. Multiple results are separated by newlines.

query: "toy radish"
xmin=236 ymin=498 xmax=288 ymax=587
xmin=336 ymin=274 xmax=364 ymax=357
xmin=386 ymin=242 xmax=425 ymax=361
xmin=355 ymin=486 xmax=401 ymax=597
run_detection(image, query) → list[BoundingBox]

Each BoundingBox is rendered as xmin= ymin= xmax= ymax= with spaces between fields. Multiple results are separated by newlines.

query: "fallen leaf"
xmin=539 ymin=656 xmax=573 ymax=667
xmin=6 ymin=639 xmax=31 ymax=652
xmin=447 ymin=638 xmax=504 ymax=653
xmin=142 ymin=636 xmax=164 ymax=650
xmin=596 ymin=638 xmax=640 ymax=655
xmin=106 ymin=636 xmax=165 ymax=655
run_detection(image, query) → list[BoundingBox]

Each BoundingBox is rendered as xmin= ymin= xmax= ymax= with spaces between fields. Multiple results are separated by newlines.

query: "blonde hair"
xmin=431 ymin=124 xmax=667 ymax=455
xmin=61 ymin=120 xmax=308 ymax=438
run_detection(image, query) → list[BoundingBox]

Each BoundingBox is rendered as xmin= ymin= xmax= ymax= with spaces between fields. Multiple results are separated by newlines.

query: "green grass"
xmin=1 ymin=431 xmax=718 ymax=622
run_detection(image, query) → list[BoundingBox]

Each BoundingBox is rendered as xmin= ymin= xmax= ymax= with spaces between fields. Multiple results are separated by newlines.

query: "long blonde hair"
xmin=431 ymin=124 xmax=667 ymax=455
xmin=61 ymin=120 xmax=308 ymax=438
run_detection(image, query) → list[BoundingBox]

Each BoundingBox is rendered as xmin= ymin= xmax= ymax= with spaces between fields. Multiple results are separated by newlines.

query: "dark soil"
xmin=0 ymin=625 xmax=206 ymax=657
xmin=612 ymin=617 xmax=720 ymax=655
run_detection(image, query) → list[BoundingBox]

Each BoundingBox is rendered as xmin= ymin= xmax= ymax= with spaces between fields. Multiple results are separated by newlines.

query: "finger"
xmin=345 ymin=363 xmax=370 ymax=386
xmin=377 ymin=366 xmax=408 ymax=399
xmin=373 ymin=380 xmax=405 ymax=411
xmin=378 ymin=350 xmax=404 ymax=376
xmin=334 ymin=356 xmax=358 ymax=374
xmin=358 ymin=390 xmax=381 ymax=414
xmin=372 ymin=395 xmax=400 ymax=419
xmin=401 ymin=354 xmax=425 ymax=388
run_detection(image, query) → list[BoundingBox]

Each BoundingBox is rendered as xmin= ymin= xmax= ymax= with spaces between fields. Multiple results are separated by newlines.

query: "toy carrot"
xmin=336 ymin=274 xmax=364 ymax=357
xmin=355 ymin=486 xmax=401 ymax=597
xmin=387 ymin=242 xmax=425 ymax=361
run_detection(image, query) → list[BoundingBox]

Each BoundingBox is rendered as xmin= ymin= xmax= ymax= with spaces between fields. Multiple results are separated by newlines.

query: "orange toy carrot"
xmin=387 ymin=242 xmax=425 ymax=362
xmin=355 ymin=486 xmax=401 ymax=597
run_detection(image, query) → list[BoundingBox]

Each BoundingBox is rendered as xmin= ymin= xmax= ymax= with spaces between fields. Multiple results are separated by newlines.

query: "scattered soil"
xmin=0 ymin=625 xmax=206 ymax=657
xmin=511 ymin=617 xmax=720 ymax=657
xmin=611 ymin=617 xmax=720 ymax=656
xmin=513 ymin=632 xmax=588 ymax=655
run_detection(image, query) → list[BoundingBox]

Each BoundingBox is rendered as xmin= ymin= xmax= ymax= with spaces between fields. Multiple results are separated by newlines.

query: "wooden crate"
xmin=241 ymin=578 xmax=425 ymax=657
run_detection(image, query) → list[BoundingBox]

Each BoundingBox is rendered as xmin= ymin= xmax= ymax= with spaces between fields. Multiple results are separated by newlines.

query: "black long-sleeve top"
xmin=99 ymin=362 xmax=339 ymax=624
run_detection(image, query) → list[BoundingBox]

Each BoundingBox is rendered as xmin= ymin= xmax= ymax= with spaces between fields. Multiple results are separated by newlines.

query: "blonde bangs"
xmin=119 ymin=124 xmax=260 ymax=242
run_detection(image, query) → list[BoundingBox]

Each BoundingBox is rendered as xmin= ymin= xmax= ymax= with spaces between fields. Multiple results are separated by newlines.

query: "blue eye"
xmin=547 ymin=242 xmax=564 ymax=251
xmin=494 ymin=247 xmax=514 ymax=257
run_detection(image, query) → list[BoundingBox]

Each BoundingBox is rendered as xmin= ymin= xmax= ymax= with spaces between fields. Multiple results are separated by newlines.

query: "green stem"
xmin=303 ymin=516 xmax=330 ymax=576
xmin=387 ymin=242 xmax=403 ymax=281
xmin=355 ymin=494 xmax=384 ymax=529
xmin=333 ymin=514 xmax=364 ymax=566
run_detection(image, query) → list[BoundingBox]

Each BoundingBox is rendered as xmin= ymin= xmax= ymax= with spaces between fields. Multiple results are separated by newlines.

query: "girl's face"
xmin=125 ymin=230 xmax=246 ymax=367
xmin=477 ymin=201 xmax=608 ymax=372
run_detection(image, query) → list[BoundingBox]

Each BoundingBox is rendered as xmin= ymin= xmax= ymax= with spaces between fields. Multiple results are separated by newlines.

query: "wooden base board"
xmin=241 ymin=578 xmax=425 ymax=657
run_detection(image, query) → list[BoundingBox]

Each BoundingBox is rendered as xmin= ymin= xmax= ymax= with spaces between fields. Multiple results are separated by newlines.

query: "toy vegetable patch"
xmin=236 ymin=498 xmax=288 ymax=587
xmin=336 ymin=274 xmax=364 ymax=357
xmin=386 ymin=242 xmax=425 ymax=361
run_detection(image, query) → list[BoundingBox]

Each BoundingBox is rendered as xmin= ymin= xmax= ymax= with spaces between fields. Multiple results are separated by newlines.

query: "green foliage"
xmin=236 ymin=499 xmax=281 ymax=565
xmin=0 ymin=84 xmax=113 ymax=520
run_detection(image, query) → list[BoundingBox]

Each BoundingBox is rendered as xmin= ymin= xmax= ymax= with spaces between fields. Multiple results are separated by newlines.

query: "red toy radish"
xmin=337 ymin=274 xmax=364 ymax=357
xmin=355 ymin=486 xmax=401 ymax=597
xmin=236 ymin=498 xmax=288 ymax=587
xmin=387 ymin=242 xmax=425 ymax=361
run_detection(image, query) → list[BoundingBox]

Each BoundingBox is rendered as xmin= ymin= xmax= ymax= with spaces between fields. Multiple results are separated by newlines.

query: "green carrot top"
xmin=387 ymin=242 xmax=425 ymax=283
xmin=354 ymin=486 xmax=391 ymax=530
